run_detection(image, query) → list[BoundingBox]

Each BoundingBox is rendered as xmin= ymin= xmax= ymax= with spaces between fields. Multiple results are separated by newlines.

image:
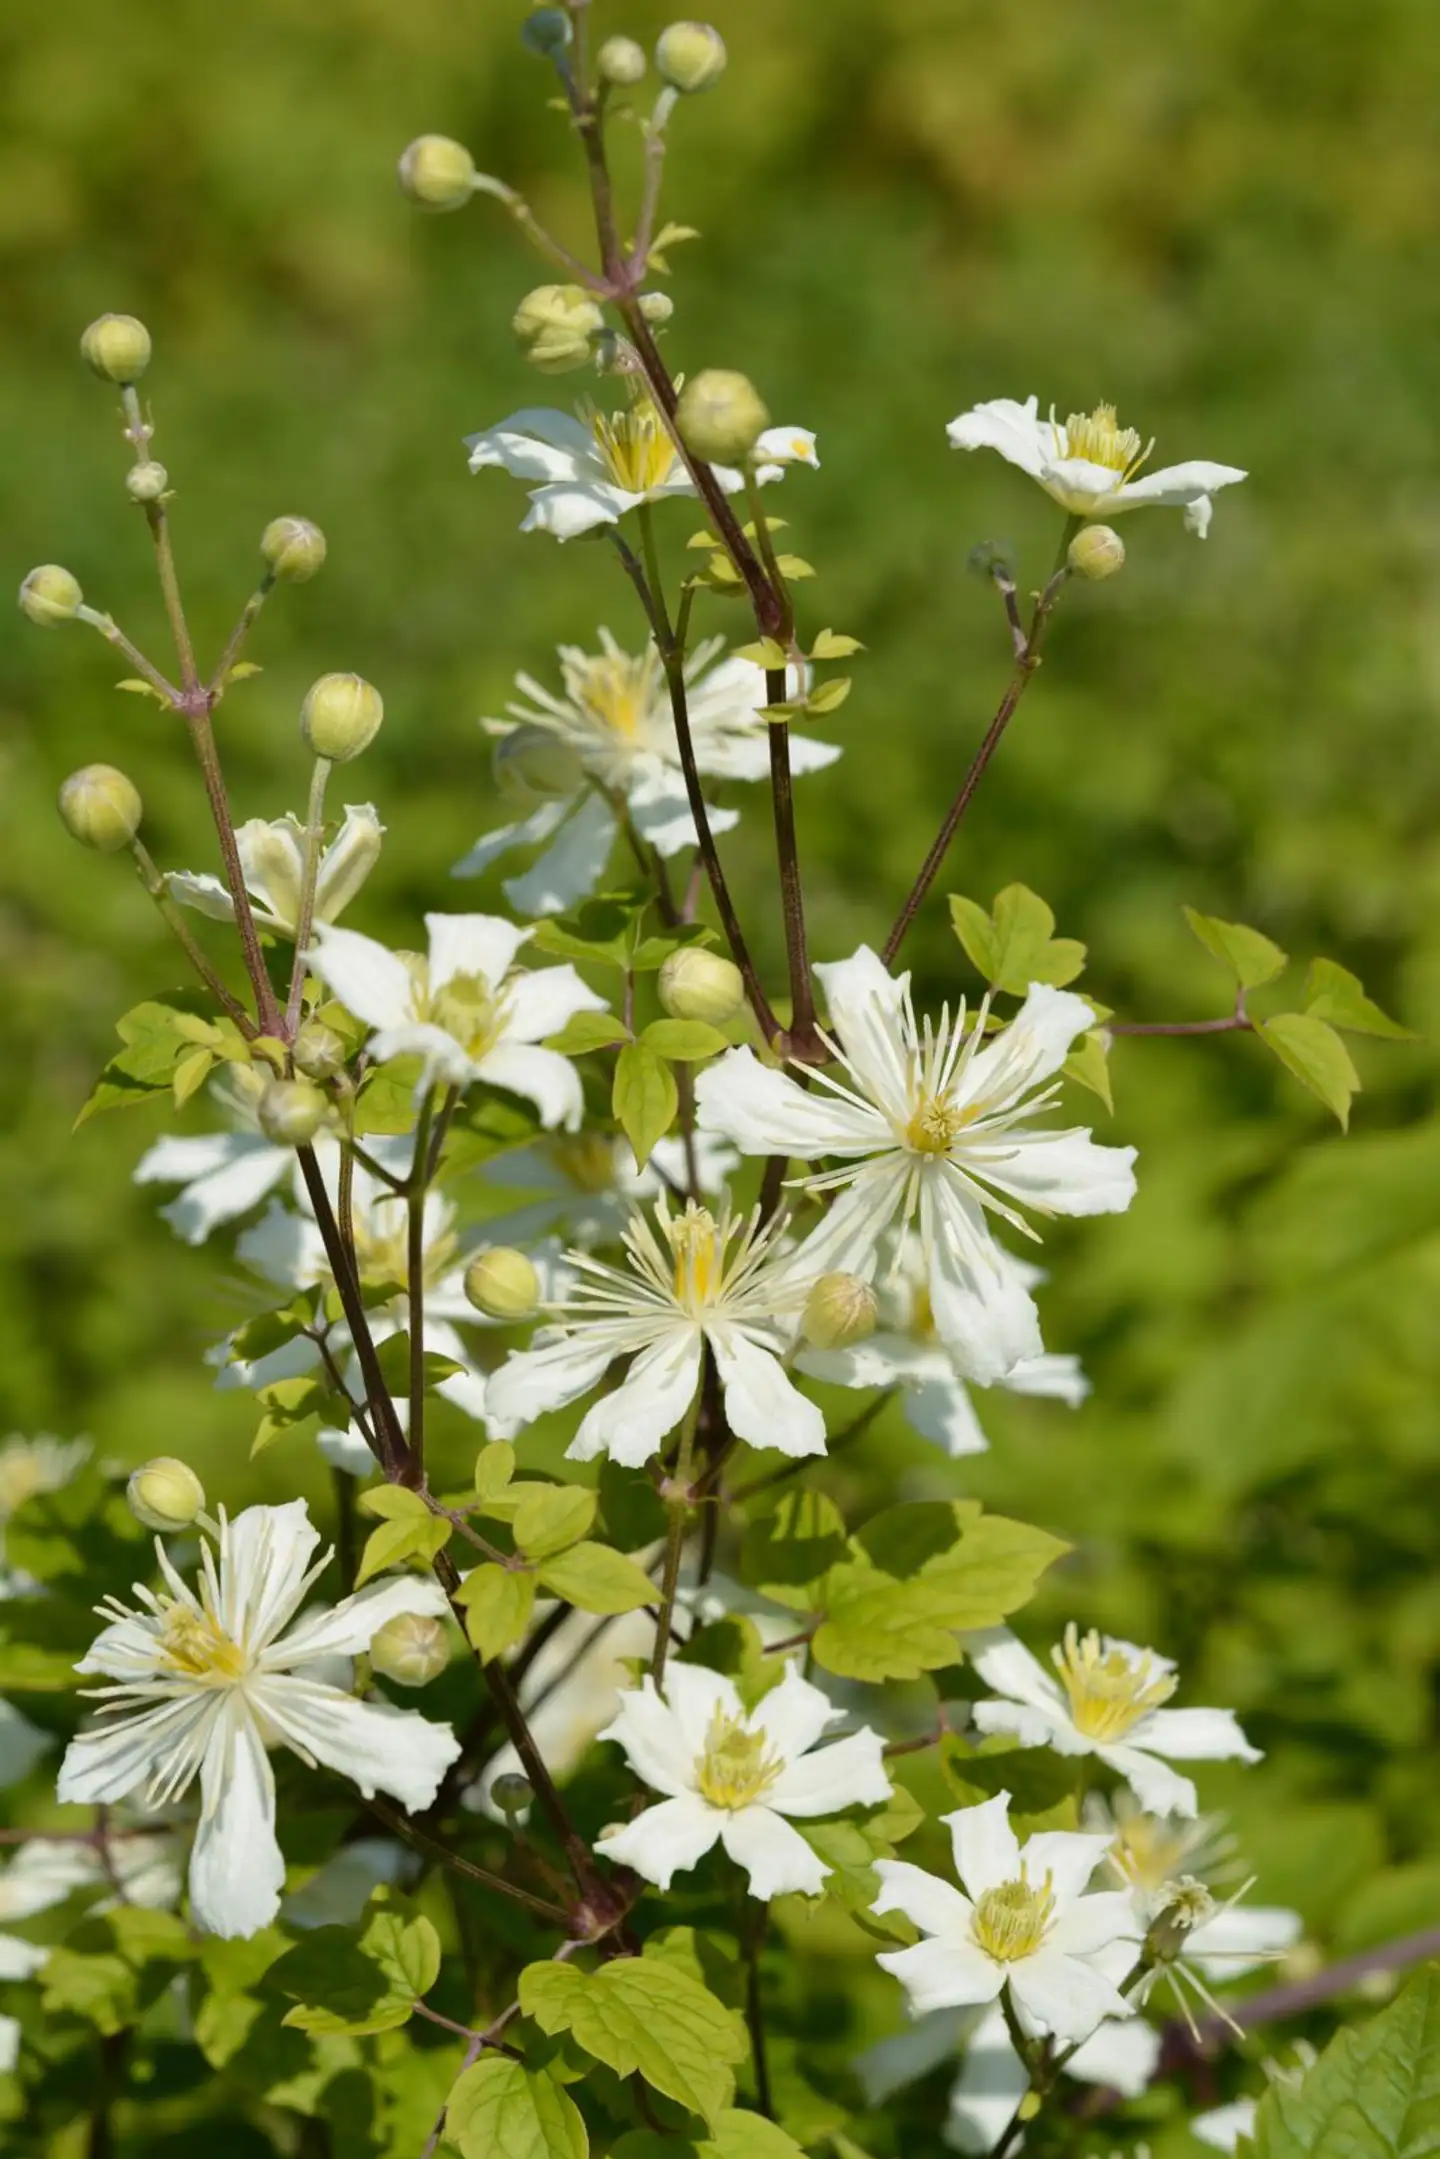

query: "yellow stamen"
xmin=694 ymin=1707 xmax=782 ymax=1810
xmin=666 ymin=1203 xmax=721 ymax=1308
xmin=904 ymin=1095 xmax=967 ymax=1156
xmin=575 ymin=650 xmax=657 ymax=741
xmin=158 ymin=1604 xmax=247 ymax=1685
xmin=972 ymin=1868 xmax=1056 ymax=1962
xmin=585 ymin=397 xmax=680 ymax=496
xmin=1053 ymin=1622 xmax=1177 ymax=1741
xmin=1062 ymin=403 xmax=1154 ymax=482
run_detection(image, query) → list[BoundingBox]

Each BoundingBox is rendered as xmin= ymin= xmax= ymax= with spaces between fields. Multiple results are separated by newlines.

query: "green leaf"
xmin=1304 ymin=957 xmax=1416 ymax=1040
xmin=544 ymin=1011 xmax=631 ymax=1055
xmin=251 ymin=1373 xmax=342 ymax=1458
xmin=741 ymin=1490 xmax=849 ymax=1613
xmin=732 ymin=636 xmax=789 ymax=667
xmin=611 ymin=2112 xmax=807 ymax=2159
xmin=948 ymin=886 xmax=1086 ymax=995
xmin=363 ymin=1906 xmax=441 ymax=2000
xmin=810 ymin=1573 xmax=963 ymax=1682
xmin=939 ymin=1739 xmax=1080 ymax=1817
xmin=476 ymin=1442 xmax=517 ymax=1503
xmin=1183 ymin=905 xmax=1288 ymax=989
xmin=454 ymin=1563 xmax=537 ymax=1661
xmin=42 ymin=1912 xmax=196 ymax=2035
xmin=518 ymin=1954 xmax=747 ymax=2132
xmin=804 ymin=676 xmax=852 ymax=716
xmin=531 ymin=895 xmax=642 ymax=971
xmin=1250 ymin=1961 xmax=1440 ymax=2157
xmin=512 ymin=1483 xmax=597 ymax=1559
xmin=537 ymin=1541 xmax=656 ymax=1613
xmin=1061 ymin=1028 xmax=1113 ymax=1111
xmin=267 ymin=1907 xmax=436 ymax=2038
xmin=358 ymin=1484 xmax=433 ymax=1522
xmin=444 ymin=2055 xmax=589 ymax=2159
xmin=809 ymin=630 xmax=864 ymax=659
xmin=1260 ymin=1013 xmax=1361 ymax=1128
xmin=355 ymin=1510 xmax=452 ymax=1587
xmin=230 ymin=1286 xmax=325 ymax=1363
xmin=613 ymin=1041 xmax=679 ymax=1168
xmin=74 ymin=990 xmax=224 ymax=1124
xmin=642 ymin=1019 xmax=730 ymax=1062
xmin=374 ymin=1331 xmax=464 ymax=1396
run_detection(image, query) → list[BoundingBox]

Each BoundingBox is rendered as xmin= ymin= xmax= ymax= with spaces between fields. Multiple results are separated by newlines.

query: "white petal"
xmin=662 ymin=1662 xmax=742 ymax=1754
xmin=1067 ymin=2014 xmax=1162 ymax=2094
xmin=906 ymin=1376 xmax=992 ymax=1458
xmin=58 ymin=1696 xmax=213 ymax=1806
xmin=721 ymin=1805 xmax=829 ymax=1899
xmin=971 ymin=1128 xmax=1138 ymax=1220
xmin=568 ymin=1329 xmax=705 ymax=1468
xmin=1003 ymin=1352 xmax=1089 ymax=1408
xmin=748 ymin=1661 xmax=839 ymax=1763
xmin=1188 ymin=1903 xmax=1300 ymax=1980
xmin=1184 ymin=494 xmax=1215 ymax=538
xmin=946 ymin=2001 xmax=1028 ymax=2155
xmin=1111 ymin=460 xmax=1248 ymax=511
xmin=1046 ymin=1889 xmax=1142 ymax=1960
xmin=523 ymin=482 xmax=635 ymax=538
xmin=857 ymin=2006 xmax=969 ymax=2109
xmin=599 ymin=1793 xmax=722 ymax=1887
xmin=871 ymin=1858 xmax=975 ymax=1938
xmin=813 ymin=946 xmax=916 ymax=1120
xmin=768 ymin=1728 xmax=892 ymax=1818
xmin=236 ymin=818 xmax=305 ymax=931
xmin=945 ymin=396 xmax=1046 ymax=476
xmin=316 ymin=1425 xmax=378 ymax=1477
xmin=0 ymin=1698 xmax=51 ymax=1787
xmin=464 ymin=409 xmax=595 ymax=480
xmin=370 ymin=1021 xmax=477 ymax=1088
xmin=797 ymin=1334 xmax=940 ymax=1394
xmin=946 ymin=1792 xmax=1022 ymax=1900
xmin=598 ymin=1678 xmax=696 ymax=1799
xmin=1135 ymin=1706 xmax=1261 ymax=1764
xmin=1192 ymin=2102 xmax=1259 ymax=2153
xmin=694 ymin=1047 xmax=889 ymax=1159
xmin=155 ymin=1140 xmax=291 ymax=1246
xmin=220 ymin=1502 xmax=325 ymax=1651
xmin=189 ymin=1701 xmax=285 ymax=1938
xmin=307 ymin=925 xmax=415 ymax=1030
xmin=166 ymin=870 xmax=237 ymax=922
xmin=971 ymin=1698 xmax=1088 ymax=1754
xmin=255 ymin=1673 xmax=460 ymax=1810
xmin=475 ymin=1042 xmax=586 ymax=1131
xmin=1006 ymin=1946 xmax=1131 ymax=2046
xmin=789 ymin=1157 xmax=915 ymax=1281
xmin=1095 ymin=1743 xmax=1198 ymax=1818
xmin=958 ymin=985 xmax=1097 ymax=1113
xmin=503 ymin=794 xmax=617 ymax=917
xmin=314 ymin=804 xmax=385 ymax=925
xmin=453 ymin=799 xmax=569 ymax=882
xmin=0 ymin=1938 xmax=47 ymax=1983
xmin=134 ymin=1131 xmax=248 ymax=1185
xmin=753 ymin=425 xmax=820 ymax=468
xmin=273 ymin=1576 xmax=449 ymax=1667
xmin=923 ymin=1178 xmax=1044 ymax=1382
xmin=485 ymin=1331 xmax=622 ymax=1438
xmin=426 ymin=912 xmax=529 ymax=994
xmin=876 ymin=1935 xmax=1005 ymax=2016
xmin=967 ymin=1629 xmax=1067 ymax=1717
xmin=1019 ymin=1833 xmax=1115 ymax=1912
xmin=708 ymin=1327 xmax=827 ymax=1459
xmin=502 ymin=963 xmax=609 ymax=1044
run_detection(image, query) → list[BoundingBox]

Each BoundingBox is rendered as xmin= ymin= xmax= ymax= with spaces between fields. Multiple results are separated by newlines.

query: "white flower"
xmin=453 ymin=632 xmax=838 ymax=915
xmin=0 ymin=1825 xmax=182 ymax=1983
xmin=969 ymin=1625 xmax=1262 ymax=1818
xmin=477 ymin=1129 xmax=737 ymax=1249
xmin=945 ymin=2002 xmax=1161 ymax=2153
xmin=947 ymin=397 xmax=1247 ymax=539
xmin=307 ymin=911 xmax=605 ymax=1119
xmin=598 ymin=1659 xmax=890 ymax=1898
xmin=56 ymin=1500 xmax=461 ymax=1938
xmin=168 ymin=803 xmax=385 ymax=937
xmin=1193 ymin=2101 xmax=1258 ymax=2152
xmin=465 ymin=395 xmax=818 ymax=541
xmin=695 ymin=948 xmax=1136 ymax=1383
xmin=0 ymin=1433 xmax=91 ymax=1599
xmin=484 ymin=1194 xmax=827 ymax=1468
xmin=798 ymin=1232 xmax=1087 ymax=1456
xmin=134 ymin=1068 xmax=294 ymax=1246
xmin=873 ymin=1792 xmax=1140 ymax=2045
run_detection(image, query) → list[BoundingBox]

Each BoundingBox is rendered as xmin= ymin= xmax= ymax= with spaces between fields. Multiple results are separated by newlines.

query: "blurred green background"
xmin=4 ymin=0 xmax=1440 ymax=2062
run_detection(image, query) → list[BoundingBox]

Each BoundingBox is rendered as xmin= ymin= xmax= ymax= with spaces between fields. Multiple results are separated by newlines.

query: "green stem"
xmin=651 ymin=1389 xmax=701 ymax=1686
xmin=285 ymin=755 xmax=332 ymax=1037
xmin=209 ymin=576 xmax=275 ymax=694
xmin=129 ymin=839 xmax=255 ymax=1034
xmin=182 ymin=704 xmax=283 ymax=1033
xmin=76 ymin=605 xmax=179 ymax=704
xmin=144 ymin=499 xmax=198 ymax=691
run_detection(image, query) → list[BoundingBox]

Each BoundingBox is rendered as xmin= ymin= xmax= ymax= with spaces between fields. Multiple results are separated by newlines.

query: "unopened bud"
xmin=494 ymin=725 xmax=584 ymax=803
xmin=80 ymin=313 xmax=152 ymax=385
xmin=1143 ymin=1878 xmax=1215 ymax=1964
xmin=465 ymin=1248 xmax=541 ymax=1322
xmin=658 ymin=946 xmax=745 ymax=1025
xmin=58 ymin=765 xmax=143 ymax=853
xmin=370 ymin=1611 xmax=450 ymax=1687
xmin=397 ymin=134 xmax=477 ymax=213
xmin=520 ymin=8 xmax=572 ymax=57
xmin=261 ymin=515 xmax=327 ymax=583
xmin=125 ymin=461 xmax=168 ymax=504
xmin=491 ymin=1773 xmax=534 ymax=1821
xmin=512 ymin=284 xmax=606 ymax=376
xmin=638 ymin=291 xmax=674 ymax=325
xmin=19 ymin=564 xmax=83 ymax=627
xmin=300 ymin=673 xmax=384 ymax=763
xmin=293 ymin=1020 xmax=348 ymax=1079
xmin=675 ymin=369 xmax=769 ymax=466
xmin=1068 ymin=524 xmax=1126 ymax=582
xmin=127 ymin=1457 xmax=206 ymax=1533
xmin=256 ymin=1078 xmax=330 ymax=1147
xmin=598 ymin=35 xmax=648 ymax=86
xmin=655 ymin=21 xmax=727 ymax=93
xmin=802 ymin=1273 xmax=878 ymax=1351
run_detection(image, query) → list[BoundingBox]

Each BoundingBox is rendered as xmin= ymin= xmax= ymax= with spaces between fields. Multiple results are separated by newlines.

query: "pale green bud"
xmin=638 ymin=291 xmax=674 ymax=325
xmin=58 ymin=764 xmax=143 ymax=853
xmin=521 ymin=8 xmax=572 ymax=57
xmin=494 ymin=725 xmax=585 ymax=803
xmin=292 ymin=1020 xmax=347 ymax=1079
xmin=491 ymin=1773 xmax=534 ymax=1820
xmin=597 ymin=35 xmax=647 ymax=85
xmin=802 ymin=1272 xmax=879 ymax=1351
xmin=19 ymin=564 xmax=83 ymax=627
xmin=1068 ymin=524 xmax=1126 ymax=581
xmin=261 ymin=515 xmax=327 ymax=583
xmin=256 ymin=1078 xmax=330 ymax=1147
xmin=512 ymin=284 xmax=606 ymax=376
xmin=397 ymin=134 xmax=477 ymax=213
xmin=655 ymin=21 xmax=727 ymax=93
xmin=300 ymin=672 xmax=384 ymax=762
xmin=370 ymin=1611 xmax=450 ymax=1687
xmin=127 ymin=1456 xmax=206 ymax=1533
xmin=1143 ymin=1878 xmax=1215 ymax=1964
xmin=675 ymin=368 xmax=769 ymax=466
xmin=657 ymin=946 xmax=745 ymax=1025
xmin=125 ymin=461 xmax=168 ymax=504
xmin=80 ymin=313 xmax=152 ymax=385
xmin=465 ymin=1247 xmax=541 ymax=1322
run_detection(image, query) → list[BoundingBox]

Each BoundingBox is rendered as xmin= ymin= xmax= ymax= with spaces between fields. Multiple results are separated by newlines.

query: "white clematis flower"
xmin=465 ymin=395 xmax=818 ymax=541
xmin=306 ymin=911 xmax=606 ymax=1119
xmin=168 ymin=803 xmax=385 ymax=937
xmin=945 ymin=2001 xmax=1161 ymax=2153
xmin=477 ymin=1128 xmax=737 ymax=1250
xmin=134 ymin=1068 xmax=295 ymax=1246
xmin=56 ymin=1500 xmax=461 ymax=1938
xmin=969 ymin=1624 xmax=1261 ymax=1818
xmin=484 ymin=1194 xmax=827 ymax=1467
xmin=695 ymin=947 xmax=1136 ymax=1383
xmin=1095 ymin=1795 xmax=1301 ymax=1977
xmin=598 ymin=1659 xmax=890 ymax=1899
xmin=454 ymin=632 xmax=837 ymax=915
xmin=0 ymin=1433 xmax=91 ymax=1601
xmin=1192 ymin=2101 xmax=1259 ymax=2152
xmin=873 ymin=1791 xmax=1141 ymax=2045
xmin=947 ymin=396 xmax=1246 ymax=538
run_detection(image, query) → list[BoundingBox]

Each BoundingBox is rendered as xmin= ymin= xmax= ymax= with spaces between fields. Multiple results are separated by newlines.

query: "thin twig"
xmin=284 ymin=755 xmax=332 ymax=1037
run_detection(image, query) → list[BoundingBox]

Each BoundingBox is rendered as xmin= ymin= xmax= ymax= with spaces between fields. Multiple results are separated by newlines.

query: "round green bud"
xmin=802 ymin=1272 xmax=879 ymax=1351
xmin=655 ymin=21 xmax=727 ymax=93
xmin=80 ymin=313 xmax=152 ymax=385
xmin=292 ymin=1019 xmax=348 ymax=1079
xmin=397 ymin=134 xmax=477 ymax=213
xmin=127 ymin=1457 xmax=206 ymax=1534
xmin=638 ymin=291 xmax=675 ymax=325
xmin=675 ymin=368 xmax=769 ymax=466
xmin=597 ymin=34 xmax=648 ymax=85
xmin=256 ymin=1078 xmax=330 ymax=1148
xmin=19 ymin=564 xmax=83 ymax=627
xmin=490 ymin=1773 xmax=534 ymax=1821
xmin=261 ymin=515 xmax=327 ymax=583
xmin=465 ymin=1247 xmax=541 ymax=1322
xmin=512 ymin=284 xmax=605 ymax=377
xmin=520 ymin=8 xmax=572 ymax=57
xmin=494 ymin=725 xmax=585 ymax=803
xmin=657 ymin=946 xmax=745 ymax=1026
xmin=370 ymin=1611 xmax=450 ymax=1687
xmin=1068 ymin=524 xmax=1127 ymax=581
xmin=58 ymin=764 xmax=143 ymax=853
xmin=300 ymin=672 xmax=384 ymax=763
xmin=125 ymin=460 xmax=169 ymax=504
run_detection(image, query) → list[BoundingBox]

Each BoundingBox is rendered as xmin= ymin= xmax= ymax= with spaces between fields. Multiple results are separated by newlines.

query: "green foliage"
xmin=1259 ymin=1012 xmax=1362 ymax=1129
xmin=1183 ymin=906 xmax=1288 ymax=990
xmin=519 ymin=1951 xmax=749 ymax=2132
xmin=266 ymin=1901 xmax=441 ymax=2037
xmin=444 ymin=2056 xmax=589 ymax=2159
xmin=1251 ymin=1962 xmax=1440 ymax=2156
xmin=949 ymin=884 xmax=1087 ymax=994
xmin=613 ymin=1041 xmax=680 ymax=1167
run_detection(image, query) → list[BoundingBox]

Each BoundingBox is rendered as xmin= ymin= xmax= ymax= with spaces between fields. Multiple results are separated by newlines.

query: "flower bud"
xmin=397 ymin=134 xmax=477 ymax=213
xmin=1067 ymin=524 xmax=1126 ymax=582
xmin=293 ymin=1019 xmax=348 ymax=1079
xmin=58 ymin=765 xmax=143 ymax=854
xmin=80 ymin=313 xmax=152 ymax=385
xmin=491 ymin=1773 xmax=534 ymax=1821
xmin=261 ymin=515 xmax=327 ymax=583
xmin=675 ymin=368 xmax=769 ymax=466
xmin=370 ymin=1611 xmax=450 ymax=1687
xmin=638 ymin=291 xmax=674 ymax=325
xmin=658 ymin=946 xmax=745 ymax=1025
xmin=465 ymin=1247 xmax=541 ymax=1322
xmin=125 ymin=461 xmax=169 ymax=504
xmin=19 ymin=564 xmax=83 ymax=627
xmin=127 ymin=1457 xmax=206 ymax=1533
xmin=598 ymin=35 xmax=648 ymax=86
xmin=520 ymin=8 xmax=572 ymax=57
xmin=1143 ymin=1877 xmax=1215 ymax=1964
xmin=802 ymin=1272 xmax=879 ymax=1351
xmin=493 ymin=725 xmax=584 ymax=803
xmin=300 ymin=673 xmax=384 ymax=763
xmin=655 ymin=21 xmax=727 ymax=93
xmin=256 ymin=1078 xmax=330 ymax=1148
xmin=512 ymin=284 xmax=606 ymax=376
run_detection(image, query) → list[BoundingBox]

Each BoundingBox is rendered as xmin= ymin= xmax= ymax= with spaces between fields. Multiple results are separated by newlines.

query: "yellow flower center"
xmin=158 ymin=1603 xmax=247 ymax=1685
xmin=972 ymin=1870 xmax=1056 ymax=1962
xmin=1109 ymin=1812 xmax=1202 ymax=1894
xmin=0 ymin=1451 xmax=53 ymax=1519
xmin=550 ymin=1131 xmax=620 ymax=1195
xmin=1062 ymin=403 xmax=1153 ymax=480
xmin=586 ymin=397 xmax=680 ymax=496
xmin=904 ymin=1094 xmax=967 ymax=1156
xmin=350 ymin=1211 xmax=457 ymax=1295
xmin=577 ymin=650 xmax=658 ymax=742
xmin=666 ymin=1202 xmax=723 ymax=1309
xmin=1053 ymin=1623 xmax=1177 ymax=1741
xmin=694 ymin=1707 xmax=782 ymax=1810
xmin=425 ymin=968 xmax=502 ymax=1061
